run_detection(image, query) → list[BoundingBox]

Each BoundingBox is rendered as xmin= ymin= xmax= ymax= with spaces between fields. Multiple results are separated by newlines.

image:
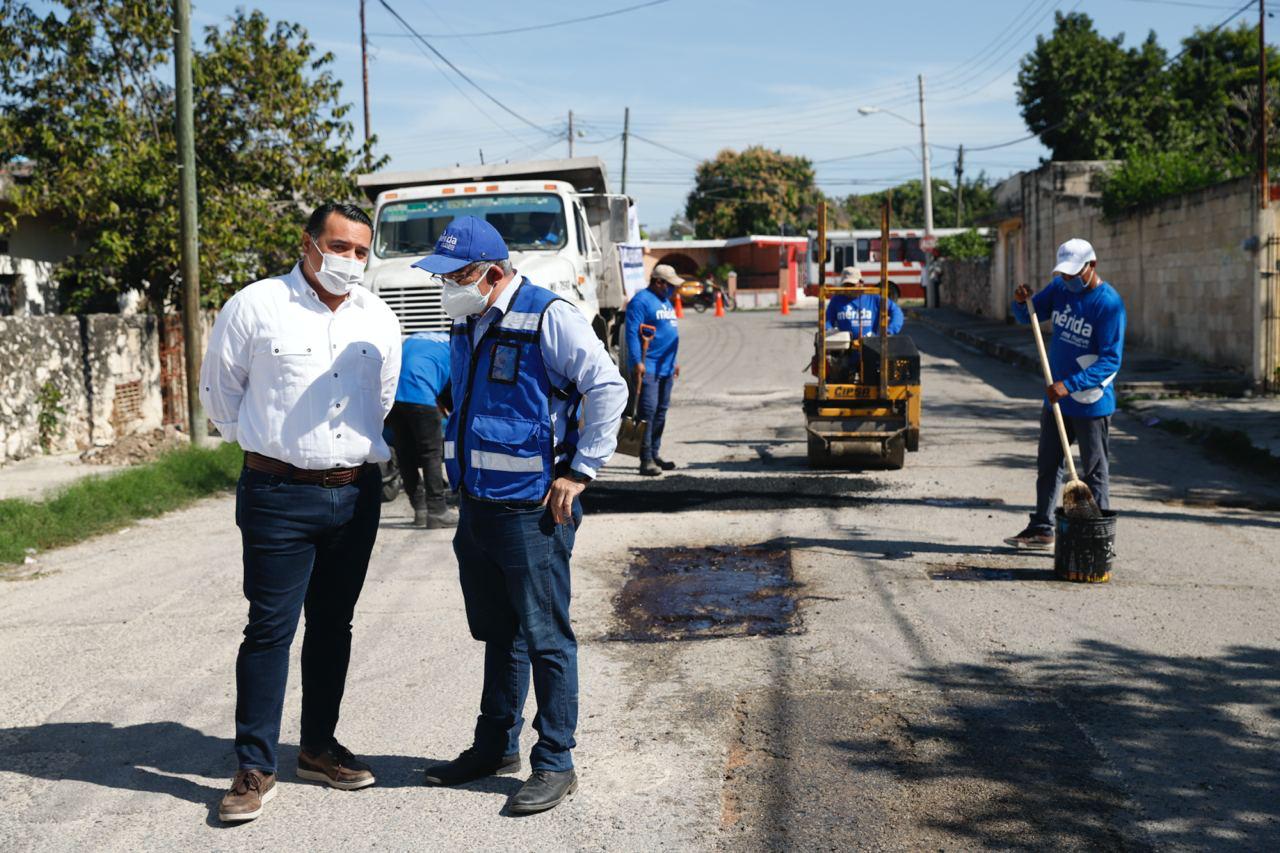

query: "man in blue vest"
xmin=626 ymin=264 xmax=682 ymax=476
xmin=410 ymin=217 xmax=627 ymax=814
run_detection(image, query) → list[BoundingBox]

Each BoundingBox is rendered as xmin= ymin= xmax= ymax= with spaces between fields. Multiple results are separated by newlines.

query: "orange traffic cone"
xmin=780 ymin=293 xmax=790 ymax=315
xmin=714 ymin=291 xmax=725 ymax=317
xmin=674 ymin=293 xmax=685 ymax=318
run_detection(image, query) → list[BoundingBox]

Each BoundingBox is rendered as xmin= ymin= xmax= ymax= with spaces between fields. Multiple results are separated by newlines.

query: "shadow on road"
xmin=0 ymin=721 xmax=508 ymax=820
xmin=831 ymin=642 xmax=1280 ymax=850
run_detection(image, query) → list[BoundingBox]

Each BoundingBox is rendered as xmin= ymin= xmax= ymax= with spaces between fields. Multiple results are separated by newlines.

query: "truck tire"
xmin=888 ymin=282 xmax=901 ymax=301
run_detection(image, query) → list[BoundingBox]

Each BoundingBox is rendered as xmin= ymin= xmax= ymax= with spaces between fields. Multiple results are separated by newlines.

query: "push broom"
xmin=1026 ymin=300 xmax=1102 ymax=520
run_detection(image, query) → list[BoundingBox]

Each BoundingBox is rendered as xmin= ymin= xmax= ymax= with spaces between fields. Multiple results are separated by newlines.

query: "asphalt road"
xmin=2 ymin=310 xmax=1277 ymax=851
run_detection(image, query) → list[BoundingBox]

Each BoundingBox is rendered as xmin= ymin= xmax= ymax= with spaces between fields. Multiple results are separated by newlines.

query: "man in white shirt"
xmin=199 ymin=202 xmax=402 ymax=823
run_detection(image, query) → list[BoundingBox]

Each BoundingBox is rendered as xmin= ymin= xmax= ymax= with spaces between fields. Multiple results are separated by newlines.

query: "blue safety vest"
xmin=443 ymin=279 xmax=581 ymax=505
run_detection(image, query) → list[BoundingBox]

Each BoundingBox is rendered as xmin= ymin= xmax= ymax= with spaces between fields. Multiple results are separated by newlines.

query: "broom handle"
xmin=1026 ymin=300 xmax=1080 ymax=483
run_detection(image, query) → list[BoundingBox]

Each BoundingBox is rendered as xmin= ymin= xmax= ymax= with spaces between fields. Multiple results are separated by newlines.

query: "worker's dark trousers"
xmin=233 ymin=464 xmax=380 ymax=772
xmin=388 ymin=402 xmax=446 ymax=513
xmin=1030 ymin=407 xmax=1111 ymax=532
xmin=453 ymin=495 xmax=581 ymax=772
xmin=637 ymin=374 xmax=674 ymax=463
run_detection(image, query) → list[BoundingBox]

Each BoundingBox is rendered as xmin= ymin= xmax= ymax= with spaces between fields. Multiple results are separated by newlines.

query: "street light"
xmin=858 ymin=74 xmax=933 ymax=238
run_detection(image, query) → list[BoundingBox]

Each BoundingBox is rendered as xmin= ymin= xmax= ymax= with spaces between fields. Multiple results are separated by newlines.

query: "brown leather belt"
xmin=244 ymin=451 xmax=366 ymax=488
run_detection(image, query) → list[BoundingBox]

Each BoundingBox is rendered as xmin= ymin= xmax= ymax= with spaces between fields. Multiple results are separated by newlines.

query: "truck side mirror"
xmin=608 ymin=197 xmax=630 ymax=243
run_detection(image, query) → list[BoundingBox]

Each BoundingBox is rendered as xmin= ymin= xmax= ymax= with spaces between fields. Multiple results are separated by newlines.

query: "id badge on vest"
xmin=489 ymin=342 xmax=520 ymax=384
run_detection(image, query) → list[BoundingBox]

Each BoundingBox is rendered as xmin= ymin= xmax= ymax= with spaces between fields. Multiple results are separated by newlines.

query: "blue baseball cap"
xmin=411 ymin=216 xmax=509 ymax=275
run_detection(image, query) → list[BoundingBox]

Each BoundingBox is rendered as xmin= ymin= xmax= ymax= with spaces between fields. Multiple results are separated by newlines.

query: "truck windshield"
xmin=375 ymin=193 xmax=568 ymax=258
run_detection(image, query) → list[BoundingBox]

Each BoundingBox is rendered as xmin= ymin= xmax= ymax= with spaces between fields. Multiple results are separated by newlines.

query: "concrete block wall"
xmin=0 ymin=314 xmax=164 ymax=464
xmin=1011 ymin=173 xmax=1261 ymax=374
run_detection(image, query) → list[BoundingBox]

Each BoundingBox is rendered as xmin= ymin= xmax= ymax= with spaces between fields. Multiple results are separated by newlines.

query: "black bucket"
xmin=1053 ymin=509 xmax=1117 ymax=583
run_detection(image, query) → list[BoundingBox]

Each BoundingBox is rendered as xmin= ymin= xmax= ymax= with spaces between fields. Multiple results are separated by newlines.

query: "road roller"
xmin=804 ymin=199 xmax=921 ymax=470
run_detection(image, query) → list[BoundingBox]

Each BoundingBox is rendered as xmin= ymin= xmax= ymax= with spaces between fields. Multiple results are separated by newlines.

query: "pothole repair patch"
xmin=611 ymin=543 xmax=802 ymax=641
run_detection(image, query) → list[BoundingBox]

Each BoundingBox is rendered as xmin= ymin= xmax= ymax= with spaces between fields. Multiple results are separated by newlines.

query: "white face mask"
xmin=440 ymin=264 xmax=493 ymax=319
xmin=306 ymin=240 xmax=365 ymax=296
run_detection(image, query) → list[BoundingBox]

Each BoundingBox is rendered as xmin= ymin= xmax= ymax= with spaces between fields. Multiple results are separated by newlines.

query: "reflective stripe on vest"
xmin=443 ymin=279 xmax=581 ymax=506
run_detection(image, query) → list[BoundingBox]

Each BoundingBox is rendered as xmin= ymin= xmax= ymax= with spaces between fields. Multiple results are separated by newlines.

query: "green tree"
xmin=1016 ymin=11 xmax=1172 ymax=160
xmin=0 ymin=1 xmax=375 ymax=313
xmin=833 ymin=175 xmax=997 ymax=230
xmin=685 ymin=146 xmax=823 ymax=238
xmin=933 ymin=228 xmax=993 ymax=261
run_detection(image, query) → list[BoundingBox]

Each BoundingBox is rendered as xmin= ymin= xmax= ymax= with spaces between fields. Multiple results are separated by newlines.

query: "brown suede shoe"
xmin=218 ymin=769 xmax=276 ymax=823
xmin=297 ymin=742 xmax=376 ymax=790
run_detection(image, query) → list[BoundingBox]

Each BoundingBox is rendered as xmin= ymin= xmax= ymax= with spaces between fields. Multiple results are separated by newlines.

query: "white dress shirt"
xmin=468 ymin=273 xmax=627 ymax=479
xmin=200 ymin=263 xmax=402 ymax=470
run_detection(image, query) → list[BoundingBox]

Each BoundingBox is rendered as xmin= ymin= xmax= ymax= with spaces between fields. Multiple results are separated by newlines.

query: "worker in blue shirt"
xmin=825 ymin=266 xmax=904 ymax=337
xmin=626 ymin=264 xmax=682 ymax=476
xmin=387 ymin=331 xmax=454 ymax=528
xmin=410 ymin=217 xmax=627 ymax=814
xmin=1004 ymin=238 xmax=1126 ymax=550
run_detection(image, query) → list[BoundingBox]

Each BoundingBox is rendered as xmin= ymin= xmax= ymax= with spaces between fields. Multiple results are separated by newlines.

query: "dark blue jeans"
xmin=453 ymin=495 xmax=581 ymax=772
xmin=637 ymin=374 xmax=674 ymax=463
xmin=1030 ymin=406 xmax=1111 ymax=532
xmin=233 ymin=464 xmax=381 ymax=772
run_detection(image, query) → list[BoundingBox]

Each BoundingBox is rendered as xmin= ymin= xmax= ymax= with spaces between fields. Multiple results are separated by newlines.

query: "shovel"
xmin=615 ymin=330 xmax=653 ymax=458
xmin=1026 ymin=299 xmax=1102 ymax=519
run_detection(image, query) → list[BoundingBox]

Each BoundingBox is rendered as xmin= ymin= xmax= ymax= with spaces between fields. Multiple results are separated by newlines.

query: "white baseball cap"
xmin=839 ymin=265 xmax=862 ymax=284
xmin=1052 ymin=238 xmax=1096 ymax=276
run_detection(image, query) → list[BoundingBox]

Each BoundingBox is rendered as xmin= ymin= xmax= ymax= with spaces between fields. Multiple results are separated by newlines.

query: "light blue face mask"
xmin=1063 ymin=276 xmax=1087 ymax=294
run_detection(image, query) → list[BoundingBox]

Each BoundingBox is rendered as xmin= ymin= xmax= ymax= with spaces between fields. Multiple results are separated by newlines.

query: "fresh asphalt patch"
xmin=609 ymin=543 xmax=802 ymax=642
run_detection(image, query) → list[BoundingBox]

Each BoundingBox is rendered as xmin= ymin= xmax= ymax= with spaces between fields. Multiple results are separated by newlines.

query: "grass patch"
xmin=0 ymin=441 xmax=242 ymax=565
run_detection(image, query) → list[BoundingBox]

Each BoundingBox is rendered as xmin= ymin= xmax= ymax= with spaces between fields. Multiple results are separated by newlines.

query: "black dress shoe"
xmin=508 ymin=769 xmax=578 ymax=814
xmin=424 ymin=747 xmax=521 ymax=786
xmin=638 ymin=459 xmax=662 ymax=476
xmin=653 ymin=456 xmax=676 ymax=471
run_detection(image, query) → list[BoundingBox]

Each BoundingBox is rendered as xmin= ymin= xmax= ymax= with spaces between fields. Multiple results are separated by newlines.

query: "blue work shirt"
xmin=826 ymin=294 xmax=904 ymax=337
xmin=395 ymin=331 xmax=451 ymax=406
xmin=1012 ymin=277 xmax=1126 ymax=418
xmin=625 ymin=286 xmax=679 ymax=377
xmin=467 ymin=273 xmax=628 ymax=479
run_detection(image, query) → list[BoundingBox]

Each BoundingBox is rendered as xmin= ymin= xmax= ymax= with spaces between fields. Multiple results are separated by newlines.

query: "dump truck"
xmin=357 ymin=156 xmax=635 ymax=351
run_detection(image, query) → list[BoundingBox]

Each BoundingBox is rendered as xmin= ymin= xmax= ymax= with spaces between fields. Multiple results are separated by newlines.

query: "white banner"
xmin=619 ymin=243 xmax=647 ymax=300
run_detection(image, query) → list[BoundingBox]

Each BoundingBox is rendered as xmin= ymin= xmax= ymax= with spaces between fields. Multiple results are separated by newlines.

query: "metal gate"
xmin=159 ymin=313 xmax=188 ymax=427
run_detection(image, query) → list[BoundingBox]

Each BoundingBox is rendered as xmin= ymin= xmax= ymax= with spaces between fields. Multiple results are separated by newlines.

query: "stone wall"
xmin=0 ymin=316 xmax=89 ymax=460
xmin=937 ymin=259 xmax=992 ymax=317
xmin=991 ymin=168 xmax=1272 ymax=379
xmin=0 ymin=314 xmax=164 ymax=464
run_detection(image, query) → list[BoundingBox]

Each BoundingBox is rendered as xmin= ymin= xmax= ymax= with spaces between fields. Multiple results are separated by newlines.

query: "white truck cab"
xmin=358 ymin=157 xmax=632 ymax=348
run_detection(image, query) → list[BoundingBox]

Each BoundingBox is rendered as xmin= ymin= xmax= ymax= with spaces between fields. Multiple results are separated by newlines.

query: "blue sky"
xmin=191 ymin=0 xmax=1263 ymax=230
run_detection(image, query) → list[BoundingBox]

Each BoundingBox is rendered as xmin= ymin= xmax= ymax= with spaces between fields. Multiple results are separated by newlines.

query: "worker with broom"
xmin=1004 ymin=238 xmax=1126 ymax=550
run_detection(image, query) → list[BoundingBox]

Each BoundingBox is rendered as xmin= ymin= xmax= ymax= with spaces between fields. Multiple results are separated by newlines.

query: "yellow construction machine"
xmin=804 ymin=198 xmax=921 ymax=469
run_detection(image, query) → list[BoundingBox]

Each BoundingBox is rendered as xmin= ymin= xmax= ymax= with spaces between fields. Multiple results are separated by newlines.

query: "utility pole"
xmin=621 ymin=106 xmax=630 ymax=194
xmin=1261 ymin=0 xmax=1268 ymax=209
xmin=955 ymin=144 xmax=965 ymax=228
xmin=568 ymin=110 xmax=574 ymax=158
xmin=173 ymin=0 xmax=205 ymax=445
xmin=918 ymin=74 xmax=933 ymax=235
xmin=360 ymin=0 xmax=371 ymax=145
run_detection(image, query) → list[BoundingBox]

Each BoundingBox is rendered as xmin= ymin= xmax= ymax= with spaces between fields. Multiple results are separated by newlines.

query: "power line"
xmin=376 ymin=0 xmax=550 ymax=133
xmin=962 ymin=0 xmax=1257 ymax=152
xmin=372 ymin=0 xmax=672 ymax=38
xmin=629 ymin=132 xmax=703 ymax=162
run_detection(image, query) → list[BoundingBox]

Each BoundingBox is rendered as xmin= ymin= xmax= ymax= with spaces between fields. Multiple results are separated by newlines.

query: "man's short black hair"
xmin=305 ymin=202 xmax=372 ymax=237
